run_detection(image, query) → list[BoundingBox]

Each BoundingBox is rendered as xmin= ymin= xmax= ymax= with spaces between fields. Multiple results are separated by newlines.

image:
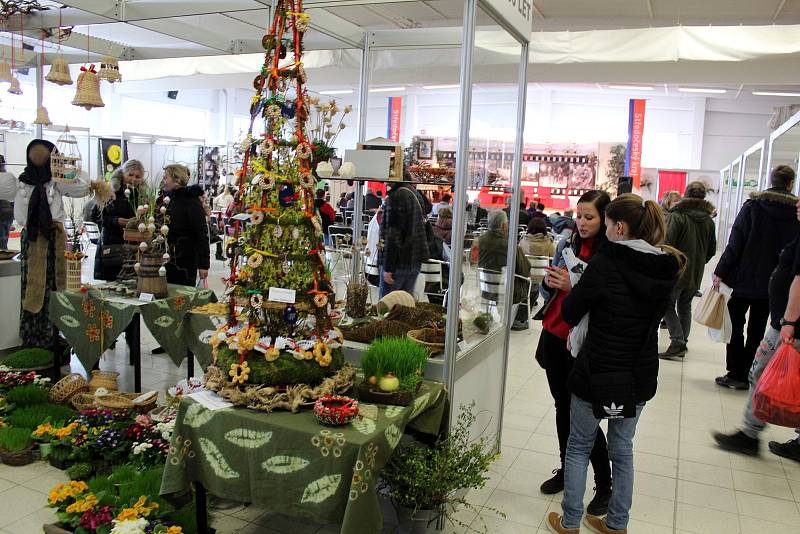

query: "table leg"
xmin=195 ymin=481 xmax=211 ymax=534
xmin=187 ymin=351 xmax=194 ymax=380
xmin=125 ymin=315 xmax=142 ymax=392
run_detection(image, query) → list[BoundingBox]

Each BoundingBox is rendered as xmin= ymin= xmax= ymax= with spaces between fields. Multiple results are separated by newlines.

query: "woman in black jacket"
xmin=161 ymin=164 xmax=209 ymax=287
xmin=93 ymin=160 xmax=145 ymax=280
xmin=546 ymin=194 xmax=683 ymax=534
xmin=536 ymin=190 xmax=612 ymax=512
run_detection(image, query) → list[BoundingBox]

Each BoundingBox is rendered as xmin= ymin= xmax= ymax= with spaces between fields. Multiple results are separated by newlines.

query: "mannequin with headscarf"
xmin=0 ymin=139 xmax=109 ymax=350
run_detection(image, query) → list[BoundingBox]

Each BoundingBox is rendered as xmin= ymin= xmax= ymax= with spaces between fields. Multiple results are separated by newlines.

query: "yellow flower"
xmin=116 ymin=507 xmax=139 ymax=521
xmin=0 ymin=417 xmax=5 ymax=428
xmin=33 ymin=422 xmax=54 ymax=437
xmin=65 ymin=493 xmax=97 ymax=514
xmin=166 ymin=527 xmax=183 ymax=534
xmin=235 ymin=326 xmax=260 ymax=355
xmin=229 ymin=361 xmax=250 ymax=385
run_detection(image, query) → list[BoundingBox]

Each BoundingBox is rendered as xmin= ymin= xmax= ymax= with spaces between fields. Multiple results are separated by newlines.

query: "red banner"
xmin=625 ymin=99 xmax=647 ymax=189
xmin=387 ymin=97 xmax=402 ymax=142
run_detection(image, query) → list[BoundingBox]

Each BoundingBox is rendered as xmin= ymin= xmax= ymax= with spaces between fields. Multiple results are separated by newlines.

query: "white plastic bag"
xmin=562 ymin=248 xmax=589 ymax=357
xmin=707 ymin=283 xmax=733 ymax=343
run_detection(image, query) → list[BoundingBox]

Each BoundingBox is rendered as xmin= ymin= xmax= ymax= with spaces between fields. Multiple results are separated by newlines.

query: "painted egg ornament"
xmin=160 ymin=206 xmax=167 ymax=214
xmin=163 ymin=196 xmax=171 ymax=204
xmin=137 ymin=223 xmax=146 ymax=232
xmin=147 ymin=223 xmax=156 ymax=232
xmin=124 ymin=188 xmax=131 ymax=197
xmin=148 ymin=216 xmax=155 ymax=224
xmin=160 ymin=225 xmax=170 ymax=236
xmin=283 ymin=305 xmax=298 ymax=326
xmin=134 ymin=262 xmax=141 ymax=273
xmin=158 ymin=266 xmax=167 ymax=276
xmin=280 ymin=102 xmax=296 ymax=119
xmin=138 ymin=242 xmax=148 ymax=252
xmin=378 ymin=373 xmax=400 ymax=393
xmin=278 ymin=184 xmax=295 ymax=207
xmin=162 ymin=253 xmax=170 ymax=261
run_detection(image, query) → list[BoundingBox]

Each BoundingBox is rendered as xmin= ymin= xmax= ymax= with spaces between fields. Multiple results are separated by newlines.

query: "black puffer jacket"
xmin=715 ymin=189 xmax=800 ymax=299
xmin=562 ymin=241 xmax=681 ymax=404
xmin=164 ymin=185 xmax=209 ymax=285
xmin=99 ymin=176 xmax=141 ymax=246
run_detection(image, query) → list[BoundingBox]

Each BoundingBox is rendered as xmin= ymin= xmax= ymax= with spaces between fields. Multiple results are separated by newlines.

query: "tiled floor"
xmin=2 ymin=251 xmax=800 ymax=532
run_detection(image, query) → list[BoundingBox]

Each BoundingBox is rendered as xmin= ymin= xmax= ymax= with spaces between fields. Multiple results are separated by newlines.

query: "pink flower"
xmin=80 ymin=505 xmax=113 ymax=529
xmin=134 ymin=414 xmax=152 ymax=427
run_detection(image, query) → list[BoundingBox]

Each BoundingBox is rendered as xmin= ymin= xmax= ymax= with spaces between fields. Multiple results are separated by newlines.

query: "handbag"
xmin=753 ymin=343 xmax=800 ymax=428
xmin=693 ymin=286 xmax=725 ymax=329
xmin=95 ymin=243 xmax=126 ymax=280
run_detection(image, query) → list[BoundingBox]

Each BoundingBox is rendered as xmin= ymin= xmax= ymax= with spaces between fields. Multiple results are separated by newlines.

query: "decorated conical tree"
xmin=207 ymin=0 xmax=351 ymax=410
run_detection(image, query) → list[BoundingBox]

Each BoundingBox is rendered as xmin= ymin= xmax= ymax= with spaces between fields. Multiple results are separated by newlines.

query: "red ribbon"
xmin=80 ymin=64 xmax=97 ymax=73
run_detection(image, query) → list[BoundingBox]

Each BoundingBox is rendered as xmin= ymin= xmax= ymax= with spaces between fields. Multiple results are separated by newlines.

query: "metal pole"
xmin=351 ymin=32 xmax=370 ymax=279
xmin=35 ymin=53 xmax=43 ymax=138
xmin=443 ymin=0 xmax=477 ymax=399
xmin=498 ymin=41 xmax=529 ymax=436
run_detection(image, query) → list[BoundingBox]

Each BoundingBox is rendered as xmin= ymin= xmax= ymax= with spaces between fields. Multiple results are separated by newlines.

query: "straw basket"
xmin=51 ymin=126 xmax=82 ymax=184
xmin=66 ymin=258 xmax=82 ymax=291
xmin=98 ymin=55 xmax=122 ymax=83
xmin=136 ymin=253 xmax=168 ymax=298
xmin=71 ymin=391 xmax=157 ymax=415
xmin=72 ymin=65 xmax=104 ymax=110
xmin=49 ymin=373 xmax=89 ymax=405
xmin=89 ymin=370 xmax=119 ymax=392
xmin=407 ymin=328 xmax=444 ymax=356
xmin=45 ymin=56 xmax=73 ymax=86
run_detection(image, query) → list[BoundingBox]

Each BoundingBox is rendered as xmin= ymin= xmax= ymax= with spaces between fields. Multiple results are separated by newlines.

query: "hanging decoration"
xmin=97 ymin=54 xmax=121 ymax=83
xmin=34 ymin=33 xmax=51 ymax=126
xmin=72 ymin=26 xmax=103 ymax=109
xmin=45 ymin=8 xmax=73 ymax=86
xmin=6 ymin=18 xmax=20 ymax=95
xmin=51 ymin=126 xmax=82 ymax=183
xmin=0 ymin=1 xmax=48 ymax=20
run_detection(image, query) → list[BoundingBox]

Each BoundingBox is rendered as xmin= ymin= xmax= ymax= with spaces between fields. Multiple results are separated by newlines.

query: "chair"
xmin=526 ymin=255 xmax=551 ymax=283
xmin=477 ymin=267 xmax=532 ymax=326
xmin=418 ymin=259 xmax=449 ymax=304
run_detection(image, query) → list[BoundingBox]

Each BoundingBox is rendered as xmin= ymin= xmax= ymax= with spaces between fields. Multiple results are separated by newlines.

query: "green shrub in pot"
xmin=378 ymin=402 xmax=504 ymax=533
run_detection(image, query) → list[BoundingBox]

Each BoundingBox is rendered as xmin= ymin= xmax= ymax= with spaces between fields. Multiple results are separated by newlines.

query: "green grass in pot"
xmin=6 ymin=384 xmax=49 ymax=407
xmin=7 ymin=404 xmax=74 ymax=429
xmin=0 ymin=427 xmax=32 ymax=452
xmin=378 ymin=402 xmax=503 ymax=533
xmin=2 ymin=348 xmax=53 ymax=369
xmin=360 ymin=337 xmax=429 ymax=390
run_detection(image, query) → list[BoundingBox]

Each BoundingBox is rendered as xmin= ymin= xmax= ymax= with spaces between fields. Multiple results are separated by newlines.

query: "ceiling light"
xmin=752 ymin=91 xmax=800 ymax=97
xmin=319 ymin=89 xmax=353 ymax=95
xmin=608 ymin=85 xmax=654 ymax=91
xmin=369 ymin=86 xmax=406 ymax=93
xmin=423 ymin=84 xmax=460 ymax=90
xmin=677 ymin=87 xmax=727 ymax=94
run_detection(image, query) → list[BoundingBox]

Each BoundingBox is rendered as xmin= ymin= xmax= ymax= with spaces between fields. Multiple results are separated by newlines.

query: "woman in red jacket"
xmin=536 ymin=190 xmax=613 ymax=516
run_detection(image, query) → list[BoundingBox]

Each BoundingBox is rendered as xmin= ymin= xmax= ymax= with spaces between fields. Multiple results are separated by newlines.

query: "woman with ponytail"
xmin=546 ymin=194 xmax=684 ymax=534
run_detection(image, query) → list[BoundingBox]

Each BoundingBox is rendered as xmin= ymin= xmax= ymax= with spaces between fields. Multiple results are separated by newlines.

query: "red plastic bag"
xmin=753 ymin=343 xmax=800 ymax=428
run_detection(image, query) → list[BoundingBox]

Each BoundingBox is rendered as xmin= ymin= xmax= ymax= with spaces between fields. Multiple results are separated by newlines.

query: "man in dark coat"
xmin=378 ymin=182 xmax=429 ymax=298
xmin=713 ymin=165 xmax=800 ymax=389
xmin=659 ymin=182 xmax=717 ymax=360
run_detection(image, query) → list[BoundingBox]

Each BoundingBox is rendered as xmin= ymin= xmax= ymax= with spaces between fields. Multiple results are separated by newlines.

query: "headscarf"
xmin=18 ymin=139 xmax=56 ymax=242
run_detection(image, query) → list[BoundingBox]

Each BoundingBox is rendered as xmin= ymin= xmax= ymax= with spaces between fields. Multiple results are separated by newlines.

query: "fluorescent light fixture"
xmin=319 ymin=89 xmax=353 ymax=95
xmin=423 ymin=84 xmax=460 ymax=90
xmin=369 ymin=86 xmax=406 ymax=93
xmin=608 ymin=85 xmax=654 ymax=91
xmin=677 ymin=87 xmax=727 ymax=94
xmin=752 ymin=91 xmax=800 ymax=97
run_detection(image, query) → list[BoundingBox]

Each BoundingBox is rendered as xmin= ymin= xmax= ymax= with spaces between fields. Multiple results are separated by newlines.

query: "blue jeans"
xmin=562 ymin=395 xmax=644 ymax=530
xmin=379 ymin=265 xmax=420 ymax=298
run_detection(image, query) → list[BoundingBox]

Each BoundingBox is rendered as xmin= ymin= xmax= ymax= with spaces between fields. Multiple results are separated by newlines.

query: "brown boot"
xmin=584 ymin=515 xmax=626 ymax=534
xmin=546 ymin=512 xmax=580 ymax=534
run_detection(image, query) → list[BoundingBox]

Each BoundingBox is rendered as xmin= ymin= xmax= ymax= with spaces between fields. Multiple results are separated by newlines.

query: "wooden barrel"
xmin=136 ymin=253 xmax=168 ymax=298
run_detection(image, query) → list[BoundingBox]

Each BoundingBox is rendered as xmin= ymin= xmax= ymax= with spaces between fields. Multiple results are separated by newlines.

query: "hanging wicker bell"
xmin=7 ymin=77 xmax=22 ymax=95
xmin=46 ymin=56 xmax=73 ymax=86
xmin=97 ymin=55 xmax=121 ymax=83
xmin=71 ymin=64 xmax=104 ymax=110
xmin=0 ymin=60 xmax=11 ymax=83
xmin=34 ymin=106 xmax=52 ymax=126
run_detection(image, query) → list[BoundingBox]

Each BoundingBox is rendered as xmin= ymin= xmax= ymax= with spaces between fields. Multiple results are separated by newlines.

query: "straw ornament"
xmin=7 ymin=77 xmax=21 ymax=95
xmin=72 ymin=64 xmax=104 ymax=110
xmin=34 ymin=106 xmax=52 ymax=126
xmin=51 ymin=126 xmax=82 ymax=183
xmin=45 ymin=57 xmax=73 ymax=86
xmin=97 ymin=55 xmax=121 ymax=83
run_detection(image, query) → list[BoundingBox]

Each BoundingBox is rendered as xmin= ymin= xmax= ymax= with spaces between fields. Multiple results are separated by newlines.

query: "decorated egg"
xmin=147 ymin=223 xmax=156 ymax=232
xmin=134 ymin=262 xmax=141 ymax=273
xmin=162 ymin=253 xmax=170 ymax=261
xmin=160 ymin=206 xmax=167 ymax=214
xmin=163 ymin=196 xmax=171 ymax=204
xmin=160 ymin=225 xmax=169 ymax=236
xmin=138 ymin=242 xmax=148 ymax=251
xmin=137 ymin=223 xmax=146 ymax=232
xmin=278 ymin=183 xmax=295 ymax=207
xmin=316 ymin=161 xmax=334 ymax=179
xmin=283 ymin=305 xmax=298 ymax=326
xmin=158 ymin=266 xmax=167 ymax=276
xmin=148 ymin=216 xmax=155 ymax=224
xmin=124 ymin=188 xmax=131 ymax=197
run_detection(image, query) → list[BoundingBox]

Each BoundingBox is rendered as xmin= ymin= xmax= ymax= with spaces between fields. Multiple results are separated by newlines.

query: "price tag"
xmin=268 ymin=287 xmax=296 ymax=304
xmin=457 ymin=340 xmax=468 ymax=353
xmin=139 ymin=293 xmax=155 ymax=302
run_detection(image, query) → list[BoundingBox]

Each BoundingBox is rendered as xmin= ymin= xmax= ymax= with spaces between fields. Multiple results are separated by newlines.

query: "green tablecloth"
xmin=160 ymin=382 xmax=447 ymax=534
xmin=179 ymin=311 xmax=223 ymax=369
xmin=49 ymin=285 xmax=217 ymax=370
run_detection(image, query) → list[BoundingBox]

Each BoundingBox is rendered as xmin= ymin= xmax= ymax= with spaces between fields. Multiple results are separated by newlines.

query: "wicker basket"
xmin=407 ymin=329 xmax=444 ymax=356
xmin=49 ymin=374 xmax=89 ymax=405
xmin=71 ymin=393 xmax=98 ymax=412
xmin=89 ymin=370 xmax=119 ymax=392
xmin=0 ymin=446 xmax=35 ymax=466
xmin=66 ymin=258 xmax=82 ymax=291
xmin=95 ymin=393 xmax=134 ymax=411
xmin=71 ymin=391 xmax=157 ymax=414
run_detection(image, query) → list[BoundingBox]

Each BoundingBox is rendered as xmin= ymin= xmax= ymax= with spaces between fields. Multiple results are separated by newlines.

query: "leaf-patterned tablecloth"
xmin=179 ymin=312 xmax=225 ymax=369
xmin=160 ymin=382 xmax=447 ymax=534
xmin=49 ymin=286 xmax=217 ymax=371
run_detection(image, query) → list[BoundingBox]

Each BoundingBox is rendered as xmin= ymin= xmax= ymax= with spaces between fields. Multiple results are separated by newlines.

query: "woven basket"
xmin=89 ymin=370 xmax=119 ymax=392
xmin=0 ymin=446 xmax=35 ymax=466
xmin=71 ymin=393 xmax=98 ymax=412
xmin=95 ymin=393 xmax=134 ymax=411
xmin=49 ymin=373 xmax=89 ymax=405
xmin=71 ymin=391 xmax=157 ymax=414
xmin=72 ymin=67 xmax=104 ymax=110
xmin=407 ymin=329 xmax=444 ymax=356
xmin=122 ymin=391 xmax=158 ymax=413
